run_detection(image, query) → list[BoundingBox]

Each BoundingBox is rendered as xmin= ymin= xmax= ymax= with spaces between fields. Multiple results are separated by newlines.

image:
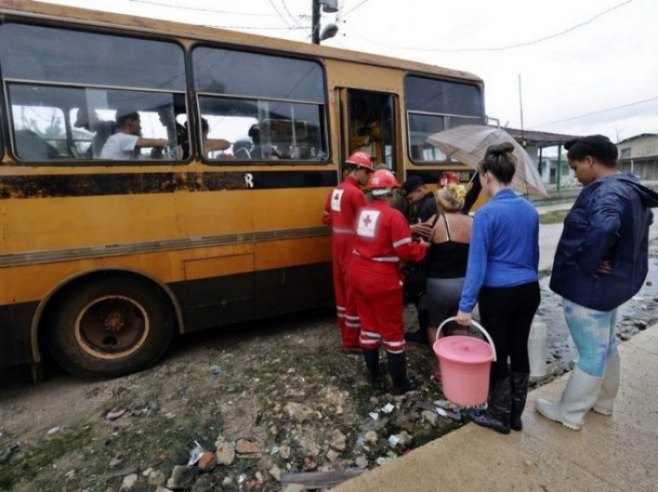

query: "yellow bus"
xmin=0 ymin=0 xmax=485 ymax=377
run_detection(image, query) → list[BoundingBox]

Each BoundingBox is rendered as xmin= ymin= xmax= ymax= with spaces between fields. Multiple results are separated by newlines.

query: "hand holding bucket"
xmin=433 ymin=317 xmax=497 ymax=407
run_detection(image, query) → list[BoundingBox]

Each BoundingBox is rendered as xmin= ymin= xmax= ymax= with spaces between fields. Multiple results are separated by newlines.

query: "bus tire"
xmin=49 ymin=277 xmax=174 ymax=378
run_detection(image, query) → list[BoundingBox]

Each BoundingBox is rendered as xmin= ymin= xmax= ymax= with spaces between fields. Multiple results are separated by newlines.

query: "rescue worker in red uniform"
xmin=348 ymin=169 xmax=430 ymax=394
xmin=323 ymin=151 xmax=374 ymax=352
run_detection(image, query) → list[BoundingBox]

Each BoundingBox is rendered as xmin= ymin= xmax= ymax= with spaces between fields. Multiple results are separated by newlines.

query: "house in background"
xmin=504 ymin=127 xmax=580 ymax=190
xmin=616 ymin=134 xmax=658 ymax=180
xmin=617 ymin=133 xmax=658 ymax=159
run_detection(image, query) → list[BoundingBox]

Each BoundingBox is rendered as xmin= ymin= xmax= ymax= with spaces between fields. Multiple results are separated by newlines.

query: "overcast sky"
xmin=41 ymin=0 xmax=658 ymax=143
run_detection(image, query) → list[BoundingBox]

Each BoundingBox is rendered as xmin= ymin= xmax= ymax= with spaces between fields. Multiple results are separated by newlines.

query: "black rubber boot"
xmin=468 ymin=377 xmax=511 ymax=434
xmin=363 ymin=349 xmax=382 ymax=388
xmin=510 ymin=372 xmax=530 ymax=431
xmin=387 ymin=352 xmax=418 ymax=395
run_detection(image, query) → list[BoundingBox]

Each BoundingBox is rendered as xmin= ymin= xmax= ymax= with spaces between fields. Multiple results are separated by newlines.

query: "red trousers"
xmin=347 ymin=256 xmax=405 ymax=354
xmin=331 ymin=233 xmax=360 ymax=349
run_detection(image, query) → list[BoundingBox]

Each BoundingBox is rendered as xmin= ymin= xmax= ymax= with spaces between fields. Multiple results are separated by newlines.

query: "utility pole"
xmin=311 ymin=0 xmax=320 ymax=44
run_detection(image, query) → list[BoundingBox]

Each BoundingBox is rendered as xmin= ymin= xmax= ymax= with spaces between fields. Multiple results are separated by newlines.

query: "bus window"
xmin=0 ymin=22 xmax=188 ymax=163
xmin=405 ymin=76 xmax=485 ymax=163
xmin=192 ymin=46 xmax=328 ymax=162
xmin=347 ymin=90 xmax=396 ymax=168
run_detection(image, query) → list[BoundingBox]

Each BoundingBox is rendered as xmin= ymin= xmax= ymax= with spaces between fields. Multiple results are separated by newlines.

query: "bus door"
xmin=338 ymin=89 xmax=397 ymax=175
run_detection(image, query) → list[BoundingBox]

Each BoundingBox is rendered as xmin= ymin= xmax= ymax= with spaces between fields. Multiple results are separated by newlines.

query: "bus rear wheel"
xmin=49 ymin=277 xmax=174 ymax=378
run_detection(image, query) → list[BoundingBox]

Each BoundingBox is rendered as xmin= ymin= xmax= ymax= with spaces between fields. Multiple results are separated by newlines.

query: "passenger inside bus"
xmin=100 ymin=110 xmax=169 ymax=160
xmin=73 ymin=103 xmax=117 ymax=158
xmin=156 ymin=105 xmax=189 ymax=159
xmin=199 ymin=118 xmax=231 ymax=157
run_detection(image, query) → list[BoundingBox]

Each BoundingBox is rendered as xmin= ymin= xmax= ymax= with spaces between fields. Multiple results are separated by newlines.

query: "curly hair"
xmin=436 ymin=183 xmax=466 ymax=212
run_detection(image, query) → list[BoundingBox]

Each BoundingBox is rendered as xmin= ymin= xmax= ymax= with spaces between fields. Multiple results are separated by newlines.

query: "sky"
xmin=39 ymin=0 xmax=658 ymax=146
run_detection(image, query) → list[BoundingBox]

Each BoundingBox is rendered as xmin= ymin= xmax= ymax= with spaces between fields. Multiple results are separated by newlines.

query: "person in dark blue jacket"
xmin=536 ymin=135 xmax=658 ymax=430
xmin=456 ymin=142 xmax=541 ymax=434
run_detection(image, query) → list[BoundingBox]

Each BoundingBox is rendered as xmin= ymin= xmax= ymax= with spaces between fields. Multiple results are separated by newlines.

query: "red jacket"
xmin=323 ymin=176 xmax=367 ymax=232
xmin=352 ymin=200 xmax=427 ymax=266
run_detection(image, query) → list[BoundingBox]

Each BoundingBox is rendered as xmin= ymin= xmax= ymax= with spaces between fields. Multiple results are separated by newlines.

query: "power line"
xmin=533 ymin=95 xmax=658 ymax=128
xmin=345 ymin=0 xmax=633 ymax=53
xmin=280 ymin=0 xmax=302 ymax=27
xmin=342 ymin=0 xmax=370 ymax=18
xmin=268 ymin=0 xmax=295 ymax=28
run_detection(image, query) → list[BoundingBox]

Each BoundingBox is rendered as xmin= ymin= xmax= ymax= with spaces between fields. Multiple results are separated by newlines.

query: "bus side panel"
xmin=0 ymin=300 xmax=39 ymax=366
xmin=169 ymin=261 xmax=331 ymax=333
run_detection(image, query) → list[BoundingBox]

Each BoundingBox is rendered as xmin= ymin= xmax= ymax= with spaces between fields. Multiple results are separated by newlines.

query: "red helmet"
xmin=438 ymin=171 xmax=460 ymax=187
xmin=345 ymin=151 xmax=374 ymax=171
xmin=368 ymin=169 xmax=399 ymax=191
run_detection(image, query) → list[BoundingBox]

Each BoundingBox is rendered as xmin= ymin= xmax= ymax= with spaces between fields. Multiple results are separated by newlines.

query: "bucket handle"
xmin=435 ymin=316 xmax=497 ymax=362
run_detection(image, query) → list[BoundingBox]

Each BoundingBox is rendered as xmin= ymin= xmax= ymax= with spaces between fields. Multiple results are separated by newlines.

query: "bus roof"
xmin=0 ymin=0 xmax=483 ymax=85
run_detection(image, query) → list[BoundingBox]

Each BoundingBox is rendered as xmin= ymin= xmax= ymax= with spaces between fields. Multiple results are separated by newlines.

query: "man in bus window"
xmin=74 ymin=103 xmax=117 ymax=158
xmin=100 ymin=110 xmax=168 ymax=160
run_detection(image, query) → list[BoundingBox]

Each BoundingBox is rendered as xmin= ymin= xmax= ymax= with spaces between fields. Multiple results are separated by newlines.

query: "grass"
xmin=539 ymin=210 xmax=568 ymax=225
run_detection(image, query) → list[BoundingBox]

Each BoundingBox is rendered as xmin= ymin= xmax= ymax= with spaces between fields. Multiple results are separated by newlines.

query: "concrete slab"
xmin=335 ymin=326 xmax=658 ymax=492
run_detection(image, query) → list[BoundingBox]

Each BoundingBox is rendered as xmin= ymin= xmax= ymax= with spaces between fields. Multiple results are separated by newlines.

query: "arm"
xmin=575 ymin=190 xmax=624 ymax=276
xmin=204 ymin=138 xmax=231 ymax=153
xmin=136 ymin=137 xmax=168 ymax=149
xmin=458 ymin=211 xmax=490 ymax=315
xmin=322 ymin=190 xmax=333 ymax=225
xmin=391 ymin=213 xmax=428 ymax=262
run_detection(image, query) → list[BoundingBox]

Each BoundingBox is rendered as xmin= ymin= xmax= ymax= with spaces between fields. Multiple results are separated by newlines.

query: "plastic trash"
xmin=381 ymin=403 xmax=395 ymax=414
xmin=187 ymin=440 xmax=204 ymax=466
xmin=368 ymin=412 xmax=380 ymax=421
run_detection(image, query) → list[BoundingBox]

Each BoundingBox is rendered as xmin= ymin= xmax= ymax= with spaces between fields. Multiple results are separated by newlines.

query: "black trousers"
xmin=478 ymin=281 xmax=540 ymax=381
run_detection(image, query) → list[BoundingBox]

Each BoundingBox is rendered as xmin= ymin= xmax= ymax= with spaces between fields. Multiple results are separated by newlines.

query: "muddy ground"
xmin=1 ymin=244 xmax=657 ymax=492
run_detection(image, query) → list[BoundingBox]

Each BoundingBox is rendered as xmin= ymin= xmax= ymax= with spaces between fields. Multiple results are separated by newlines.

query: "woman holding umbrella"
xmin=456 ymin=142 xmax=541 ymax=434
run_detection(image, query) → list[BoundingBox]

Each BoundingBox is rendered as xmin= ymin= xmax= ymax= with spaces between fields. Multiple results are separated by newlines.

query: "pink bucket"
xmin=433 ymin=317 xmax=497 ymax=406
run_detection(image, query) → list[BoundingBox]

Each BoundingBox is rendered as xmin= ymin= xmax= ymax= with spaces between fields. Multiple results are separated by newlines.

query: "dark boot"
xmin=363 ymin=349 xmax=382 ymax=388
xmin=387 ymin=352 xmax=418 ymax=395
xmin=468 ymin=377 xmax=511 ymax=434
xmin=510 ymin=372 xmax=530 ymax=431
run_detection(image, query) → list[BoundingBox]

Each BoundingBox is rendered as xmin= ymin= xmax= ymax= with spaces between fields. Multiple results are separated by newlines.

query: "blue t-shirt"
xmin=459 ymin=189 xmax=539 ymax=312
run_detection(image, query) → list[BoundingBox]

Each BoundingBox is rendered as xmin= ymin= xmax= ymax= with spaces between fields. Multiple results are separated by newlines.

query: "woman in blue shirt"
xmin=456 ymin=142 xmax=540 ymax=434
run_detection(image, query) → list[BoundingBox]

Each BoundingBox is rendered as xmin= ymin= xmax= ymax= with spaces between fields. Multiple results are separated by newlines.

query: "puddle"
xmin=538 ymin=245 xmax=658 ymax=370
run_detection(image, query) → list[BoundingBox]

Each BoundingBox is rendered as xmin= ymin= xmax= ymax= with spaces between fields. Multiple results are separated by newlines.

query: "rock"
xmin=120 ymin=474 xmax=138 ymax=491
xmin=302 ymin=456 xmax=318 ymax=471
xmin=635 ymin=320 xmax=648 ymax=330
xmin=355 ymin=455 xmax=369 ymax=468
xmin=215 ymin=441 xmax=235 ymax=465
xmin=198 ymin=451 xmax=216 ymax=472
xmin=364 ymin=430 xmax=378 ymax=444
xmin=376 ymin=456 xmax=391 ymax=466
xmin=155 ymin=487 xmax=173 ymax=492
xmin=109 ymin=456 xmax=123 ymax=468
xmin=191 ymin=474 xmax=215 ymax=492
xmin=619 ymin=332 xmax=632 ymax=341
xmin=329 ymin=430 xmax=347 ymax=451
xmin=279 ymin=444 xmax=292 ymax=460
xmin=236 ymin=439 xmax=261 ymax=455
xmin=269 ymin=465 xmax=282 ymax=481
xmin=422 ymin=410 xmax=438 ymax=426
xmin=166 ymin=465 xmax=198 ymax=490
xmin=222 ymin=477 xmax=233 ymax=487
xmin=326 ymin=449 xmax=340 ymax=462
xmin=147 ymin=469 xmax=167 ymax=486
xmin=284 ymin=402 xmax=314 ymax=423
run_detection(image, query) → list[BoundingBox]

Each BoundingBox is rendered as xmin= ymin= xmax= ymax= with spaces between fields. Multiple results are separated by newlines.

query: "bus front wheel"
xmin=49 ymin=277 xmax=174 ymax=378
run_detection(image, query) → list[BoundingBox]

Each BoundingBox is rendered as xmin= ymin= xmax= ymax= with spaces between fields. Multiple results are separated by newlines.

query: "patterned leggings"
xmin=564 ymin=299 xmax=619 ymax=377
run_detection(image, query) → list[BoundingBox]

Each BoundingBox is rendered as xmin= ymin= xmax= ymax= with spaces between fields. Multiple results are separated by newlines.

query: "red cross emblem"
xmin=362 ymin=214 xmax=372 ymax=227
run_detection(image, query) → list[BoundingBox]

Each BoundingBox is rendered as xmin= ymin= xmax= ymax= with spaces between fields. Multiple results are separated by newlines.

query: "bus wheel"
xmin=50 ymin=277 xmax=174 ymax=378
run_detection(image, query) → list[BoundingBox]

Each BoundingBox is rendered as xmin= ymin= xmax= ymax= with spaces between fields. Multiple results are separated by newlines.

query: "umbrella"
xmin=426 ymin=124 xmax=548 ymax=198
